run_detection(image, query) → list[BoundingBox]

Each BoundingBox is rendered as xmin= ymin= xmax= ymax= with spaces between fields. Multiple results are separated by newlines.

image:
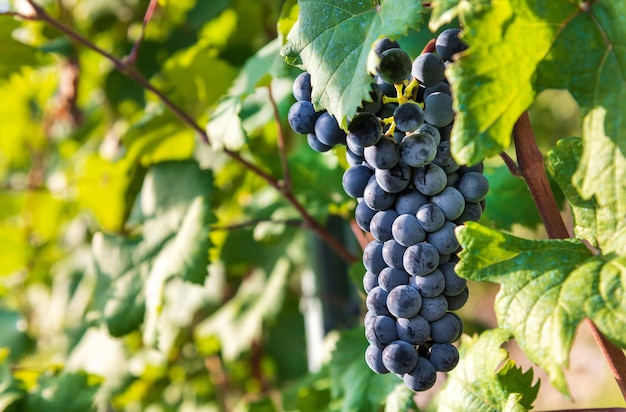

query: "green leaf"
xmin=548 ymin=137 xmax=624 ymax=250
xmin=92 ymin=160 xmax=213 ymax=342
xmin=447 ymin=0 xmax=570 ymax=164
xmin=0 ymin=20 xmax=40 ymax=78
xmin=437 ymin=329 xmax=539 ymax=412
xmin=207 ymin=39 xmax=284 ymax=150
xmin=328 ymin=328 xmax=416 ymax=412
xmin=532 ymin=2 xmax=626 ymax=221
xmin=25 ymin=370 xmax=101 ymax=412
xmin=0 ymin=348 xmax=26 ymax=411
xmin=428 ymin=0 xmax=463 ymax=31
xmin=456 ymin=222 xmax=626 ymax=394
xmin=281 ymin=0 xmax=424 ymax=126
xmin=194 ymin=258 xmax=291 ymax=360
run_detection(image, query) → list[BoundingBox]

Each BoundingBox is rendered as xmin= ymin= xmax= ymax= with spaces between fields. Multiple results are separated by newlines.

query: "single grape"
xmin=410 ymin=268 xmax=445 ymax=297
xmin=427 ymin=343 xmax=460 ymax=372
xmin=432 ymin=141 xmax=460 ymax=173
xmin=429 ymin=312 xmax=462 ymax=343
xmin=440 ymin=262 xmax=467 ymax=296
xmin=446 ymin=172 xmax=460 ymax=188
xmin=377 ymin=48 xmax=412 ymax=84
xmin=307 ymin=133 xmax=333 ymax=153
xmin=411 ymin=53 xmax=445 ymax=87
xmin=342 ymin=164 xmax=373 ymax=198
xmin=424 ymin=92 xmax=455 ymax=127
xmin=458 ymin=171 xmax=489 ymax=202
xmin=456 ymin=208 xmax=479 ymax=224
xmin=430 ymin=187 xmax=465 ymax=221
xmin=427 ymin=221 xmax=460 ymax=254
xmin=416 ymin=203 xmax=446 ymax=232
xmin=370 ymin=209 xmax=399 ymax=242
xmin=366 ymin=286 xmax=391 ymax=316
xmin=315 ymin=112 xmax=346 ymax=146
xmin=418 ymin=295 xmax=448 ymax=322
xmin=288 ymin=101 xmax=317 ymax=134
xmin=348 ymin=112 xmax=383 ymax=147
xmin=292 ymin=71 xmax=312 ymax=102
xmin=363 ymin=270 xmax=379 ymax=293
xmin=413 ymin=163 xmax=447 ymax=196
xmin=378 ymin=267 xmax=409 ymax=292
xmin=403 ymin=357 xmax=437 ymax=391
xmin=363 ymin=240 xmax=386 ymax=275
xmin=393 ymin=102 xmax=425 ymax=133
xmin=399 ymin=131 xmax=437 ymax=167
xmin=373 ymin=37 xmax=401 ymax=57
xmin=364 ymin=136 xmax=399 ymax=170
xmin=395 ymin=189 xmax=428 ymax=215
xmin=346 ymin=133 xmax=365 ymax=156
xmin=382 ymin=239 xmax=408 ymax=270
xmin=396 ymin=315 xmax=430 ymax=345
xmin=375 ymin=161 xmax=412 ymax=193
xmin=365 ymin=315 xmax=398 ymax=347
xmin=435 ymin=28 xmax=468 ymax=61
xmin=365 ymin=344 xmax=390 ymax=374
xmin=424 ymin=82 xmax=451 ymax=100
xmin=403 ymin=242 xmax=439 ymax=276
xmin=392 ymin=214 xmax=426 ymax=247
xmin=355 ymin=200 xmax=377 ymax=232
xmin=417 ymin=123 xmax=441 ymax=146
xmin=445 ymin=286 xmax=469 ymax=310
xmin=387 ymin=285 xmax=422 ymax=318
xmin=382 ymin=340 xmax=419 ymax=374
xmin=346 ymin=148 xmax=364 ymax=165
xmin=363 ymin=175 xmax=397 ymax=211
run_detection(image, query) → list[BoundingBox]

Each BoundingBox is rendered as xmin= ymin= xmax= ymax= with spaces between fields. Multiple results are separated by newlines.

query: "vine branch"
xmin=17 ymin=0 xmax=357 ymax=264
xmin=512 ymin=111 xmax=626 ymax=401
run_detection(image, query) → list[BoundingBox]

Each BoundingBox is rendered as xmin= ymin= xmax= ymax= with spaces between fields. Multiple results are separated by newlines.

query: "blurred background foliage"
xmin=0 ymin=0 xmax=615 ymax=411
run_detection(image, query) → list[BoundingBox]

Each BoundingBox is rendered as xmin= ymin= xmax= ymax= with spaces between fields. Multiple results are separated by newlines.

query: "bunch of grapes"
xmin=287 ymin=29 xmax=487 ymax=392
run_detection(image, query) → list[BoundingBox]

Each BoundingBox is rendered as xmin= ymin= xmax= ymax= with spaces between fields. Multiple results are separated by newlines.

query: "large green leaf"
xmin=194 ymin=258 xmax=290 ymax=361
xmin=281 ymin=0 xmax=423 ymax=126
xmin=548 ymin=137 xmax=624 ymax=251
xmin=207 ymin=39 xmax=285 ymax=150
xmin=437 ymin=329 xmax=539 ymax=412
xmin=24 ymin=371 xmax=101 ymax=412
xmin=447 ymin=0 xmax=626 ymax=215
xmin=0 ymin=20 xmax=40 ymax=79
xmin=456 ymin=222 xmax=626 ymax=394
xmin=92 ymin=161 xmax=213 ymax=343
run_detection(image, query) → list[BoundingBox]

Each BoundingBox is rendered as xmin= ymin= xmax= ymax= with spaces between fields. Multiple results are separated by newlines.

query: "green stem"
xmin=512 ymin=111 xmax=626 ymax=402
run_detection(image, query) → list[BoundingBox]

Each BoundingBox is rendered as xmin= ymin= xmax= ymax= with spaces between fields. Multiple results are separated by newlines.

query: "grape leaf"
xmin=328 ymin=327 xmax=416 ymax=412
xmin=24 ymin=370 xmax=101 ymax=412
xmin=548 ymin=137 xmax=624 ymax=251
xmin=456 ymin=222 xmax=626 ymax=394
xmin=207 ymin=39 xmax=285 ymax=150
xmin=194 ymin=258 xmax=290 ymax=361
xmin=0 ymin=20 xmax=40 ymax=78
xmin=281 ymin=0 xmax=423 ymax=127
xmin=428 ymin=0 xmax=462 ymax=31
xmin=437 ymin=329 xmax=539 ymax=412
xmin=92 ymin=161 xmax=213 ymax=343
xmin=0 ymin=348 xmax=25 ymax=411
xmin=447 ymin=0 xmax=626 ymax=216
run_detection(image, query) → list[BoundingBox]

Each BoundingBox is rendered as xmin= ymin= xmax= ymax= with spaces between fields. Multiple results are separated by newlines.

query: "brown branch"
xmin=513 ymin=110 xmax=626 ymax=401
xmin=19 ymin=0 xmax=357 ymax=265
xmin=499 ymin=151 xmax=521 ymax=177
xmin=127 ymin=0 xmax=158 ymax=65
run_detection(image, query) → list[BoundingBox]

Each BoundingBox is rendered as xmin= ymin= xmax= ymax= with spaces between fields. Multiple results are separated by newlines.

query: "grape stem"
xmin=17 ymin=0 xmax=358 ymax=264
xmin=512 ymin=111 xmax=626 ymax=401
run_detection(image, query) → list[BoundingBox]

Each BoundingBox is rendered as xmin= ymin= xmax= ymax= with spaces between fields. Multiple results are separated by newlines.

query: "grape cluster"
xmin=287 ymin=29 xmax=485 ymax=392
